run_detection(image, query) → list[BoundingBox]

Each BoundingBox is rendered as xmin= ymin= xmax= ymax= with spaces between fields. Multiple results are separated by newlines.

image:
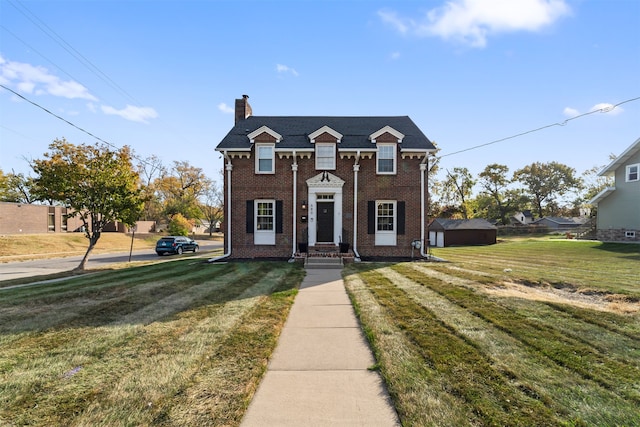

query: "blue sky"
xmin=1 ymin=0 xmax=639 ymax=187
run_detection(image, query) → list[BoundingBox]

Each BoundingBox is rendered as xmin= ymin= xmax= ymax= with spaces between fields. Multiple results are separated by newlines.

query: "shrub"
xmin=168 ymin=213 xmax=192 ymax=236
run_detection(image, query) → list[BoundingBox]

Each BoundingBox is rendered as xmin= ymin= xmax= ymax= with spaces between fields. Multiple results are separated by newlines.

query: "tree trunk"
xmin=75 ymin=235 xmax=99 ymax=271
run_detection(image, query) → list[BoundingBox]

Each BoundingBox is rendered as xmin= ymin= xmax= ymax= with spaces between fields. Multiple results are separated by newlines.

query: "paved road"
xmin=0 ymin=241 xmax=223 ymax=282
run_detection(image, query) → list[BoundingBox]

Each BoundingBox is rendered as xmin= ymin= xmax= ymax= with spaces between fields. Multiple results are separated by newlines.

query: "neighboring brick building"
xmin=0 ymin=202 xmax=83 ymax=234
xmin=0 ymin=202 xmax=156 ymax=235
xmin=215 ymin=95 xmax=437 ymax=260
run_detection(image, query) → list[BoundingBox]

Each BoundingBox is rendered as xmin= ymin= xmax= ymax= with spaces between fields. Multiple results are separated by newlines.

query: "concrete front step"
xmin=305 ymin=256 xmax=343 ymax=269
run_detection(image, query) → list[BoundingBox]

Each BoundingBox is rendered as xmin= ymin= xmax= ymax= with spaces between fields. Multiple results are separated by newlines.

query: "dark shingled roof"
xmin=429 ymin=218 xmax=497 ymax=230
xmin=215 ymin=116 xmax=435 ymax=151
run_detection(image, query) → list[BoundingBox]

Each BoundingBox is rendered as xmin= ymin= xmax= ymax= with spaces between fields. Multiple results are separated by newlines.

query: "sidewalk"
xmin=241 ymin=267 xmax=400 ymax=427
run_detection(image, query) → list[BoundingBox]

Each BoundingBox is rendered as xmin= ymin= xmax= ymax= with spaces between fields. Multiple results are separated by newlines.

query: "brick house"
xmin=214 ymin=95 xmax=437 ymax=260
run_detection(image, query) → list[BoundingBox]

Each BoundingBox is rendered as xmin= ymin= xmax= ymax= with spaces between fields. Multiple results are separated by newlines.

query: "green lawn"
xmin=344 ymin=239 xmax=639 ymax=426
xmin=2 ymin=238 xmax=638 ymax=426
xmin=0 ymin=260 xmax=304 ymax=426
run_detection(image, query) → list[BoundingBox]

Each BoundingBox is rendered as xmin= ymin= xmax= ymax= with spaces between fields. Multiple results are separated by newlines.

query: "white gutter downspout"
xmin=209 ymin=152 xmax=233 ymax=262
xmin=289 ymin=151 xmax=298 ymax=262
xmin=420 ymin=154 xmax=429 ymax=258
xmin=352 ymin=151 xmax=362 ymax=262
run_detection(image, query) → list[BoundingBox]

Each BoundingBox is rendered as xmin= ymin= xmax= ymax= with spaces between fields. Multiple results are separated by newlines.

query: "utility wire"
xmin=437 ymin=97 xmax=640 ymax=159
xmin=3 ymin=83 xmax=639 ymax=170
xmin=4 ymin=0 xmax=195 ymax=147
xmin=0 ymin=84 xmax=154 ymax=168
xmin=6 ymin=0 xmax=142 ymax=107
xmin=0 ymin=25 xmax=89 ymax=92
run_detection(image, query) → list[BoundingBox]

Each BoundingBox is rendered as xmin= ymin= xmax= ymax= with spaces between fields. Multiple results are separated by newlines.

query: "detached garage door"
xmin=429 ymin=231 xmax=445 ymax=248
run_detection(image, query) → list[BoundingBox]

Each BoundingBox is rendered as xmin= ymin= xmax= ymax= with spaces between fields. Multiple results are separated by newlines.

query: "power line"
xmin=437 ymin=97 xmax=640 ymax=159
xmin=0 ymin=25 xmax=89 ymax=91
xmin=6 ymin=0 xmax=143 ymax=107
xmin=0 ymin=83 xmax=154 ymax=168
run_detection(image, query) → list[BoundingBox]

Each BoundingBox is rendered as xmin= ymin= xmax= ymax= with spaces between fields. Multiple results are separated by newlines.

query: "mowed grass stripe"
xmin=71 ymin=266 xmax=297 ymax=426
xmin=161 ymin=268 xmax=303 ymax=426
xmin=500 ymin=298 xmax=640 ymax=362
xmin=0 ymin=261 xmax=239 ymax=334
xmin=0 ymin=262 xmax=303 ymax=426
xmin=543 ymin=301 xmax=640 ymax=340
xmin=0 ymin=259 xmax=209 ymax=306
xmin=0 ymin=263 xmax=244 ymax=365
xmin=356 ymin=266 xmax=564 ymax=426
xmin=378 ymin=265 xmax=637 ymax=426
xmin=431 ymin=241 xmax=639 ymax=292
xmin=344 ymin=269 xmax=479 ymax=427
xmin=1 ymin=262 xmax=257 ymax=424
xmin=394 ymin=263 xmax=640 ymax=404
xmin=424 ymin=263 xmax=640 ymax=359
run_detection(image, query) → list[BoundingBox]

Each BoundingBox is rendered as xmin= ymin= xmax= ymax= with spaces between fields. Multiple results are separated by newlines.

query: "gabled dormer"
xmin=248 ymin=126 xmax=282 ymax=174
xmin=309 ymin=126 xmax=342 ymax=170
xmin=308 ymin=126 xmax=343 ymax=143
xmin=369 ymin=126 xmax=404 ymax=174
xmin=369 ymin=126 xmax=404 ymax=144
xmin=247 ymin=126 xmax=282 ymax=143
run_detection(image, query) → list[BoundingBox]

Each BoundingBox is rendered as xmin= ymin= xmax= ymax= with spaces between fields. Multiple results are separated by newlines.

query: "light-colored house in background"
xmin=589 ymin=137 xmax=640 ymax=242
xmin=510 ymin=210 xmax=535 ymax=225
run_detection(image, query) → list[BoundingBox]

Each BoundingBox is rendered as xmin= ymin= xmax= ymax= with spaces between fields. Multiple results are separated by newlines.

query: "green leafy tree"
xmin=513 ymin=161 xmax=583 ymax=218
xmin=201 ymin=179 xmax=224 ymax=236
xmin=477 ymin=164 xmax=529 ymax=224
xmin=580 ymin=161 xmax=615 ymax=207
xmin=31 ymin=138 xmax=144 ymax=271
xmin=0 ymin=169 xmax=8 ymax=201
xmin=0 ymin=169 xmax=37 ymax=203
xmin=168 ymin=213 xmax=192 ymax=236
xmin=137 ymin=155 xmax=166 ymax=222
xmin=439 ymin=167 xmax=476 ymax=219
xmin=154 ymin=161 xmax=211 ymax=221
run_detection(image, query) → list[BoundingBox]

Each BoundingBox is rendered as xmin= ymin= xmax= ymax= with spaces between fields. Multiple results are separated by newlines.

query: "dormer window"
xmin=377 ymin=143 xmax=396 ymax=174
xmin=370 ymin=126 xmax=403 ymax=175
xmin=316 ymin=143 xmax=336 ymax=170
xmin=256 ymin=143 xmax=274 ymax=174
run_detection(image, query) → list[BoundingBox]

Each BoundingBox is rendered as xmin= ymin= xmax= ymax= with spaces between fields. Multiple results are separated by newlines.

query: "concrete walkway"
xmin=241 ymin=267 xmax=400 ymax=427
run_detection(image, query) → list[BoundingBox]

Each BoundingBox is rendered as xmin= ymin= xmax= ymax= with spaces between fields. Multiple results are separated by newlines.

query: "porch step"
xmin=305 ymin=256 xmax=343 ymax=269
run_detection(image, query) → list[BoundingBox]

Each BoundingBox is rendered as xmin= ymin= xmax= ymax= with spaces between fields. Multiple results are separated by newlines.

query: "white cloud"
xmin=218 ymin=102 xmax=234 ymax=114
xmin=276 ymin=63 xmax=299 ymax=77
xmin=101 ymin=104 xmax=158 ymax=123
xmin=0 ymin=55 xmax=97 ymax=100
xmin=563 ymin=107 xmax=579 ymax=117
xmin=378 ymin=10 xmax=411 ymax=34
xmin=379 ymin=0 xmax=571 ymax=48
xmin=562 ymin=103 xmax=623 ymax=118
xmin=390 ymin=51 xmax=401 ymax=60
xmin=590 ymin=102 xmax=623 ymax=115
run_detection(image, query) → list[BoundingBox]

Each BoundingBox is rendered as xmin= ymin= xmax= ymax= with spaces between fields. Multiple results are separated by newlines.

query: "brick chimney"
xmin=235 ymin=94 xmax=252 ymax=124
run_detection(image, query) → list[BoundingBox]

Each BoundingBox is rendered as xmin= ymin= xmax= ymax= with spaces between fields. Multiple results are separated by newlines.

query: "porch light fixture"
xmin=301 ymin=200 xmax=307 ymax=210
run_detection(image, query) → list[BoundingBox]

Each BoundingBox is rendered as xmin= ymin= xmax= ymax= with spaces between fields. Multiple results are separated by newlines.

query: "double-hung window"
xmin=256 ymin=144 xmax=274 ymax=174
xmin=626 ymin=163 xmax=639 ymax=182
xmin=255 ymin=200 xmax=275 ymax=245
xmin=375 ymin=201 xmax=396 ymax=246
xmin=377 ymin=144 xmax=396 ymax=174
xmin=315 ymin=143 xmax=336 ymax=170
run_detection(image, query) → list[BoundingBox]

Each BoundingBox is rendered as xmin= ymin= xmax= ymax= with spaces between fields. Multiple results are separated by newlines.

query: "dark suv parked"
xmin=155 ymin=236 xmax=199 ymax=256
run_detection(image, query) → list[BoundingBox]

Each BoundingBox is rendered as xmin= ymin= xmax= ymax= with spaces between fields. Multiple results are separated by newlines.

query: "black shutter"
xmin=367 ymin=201 xmax=375 ymax=234
xmin=246 ymin=200 xmax=254 ymax=233
xmin=276 ymin=200 xmax=283 ymax=234
xmin=397 ymin=201 xmax=405 ymax=235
